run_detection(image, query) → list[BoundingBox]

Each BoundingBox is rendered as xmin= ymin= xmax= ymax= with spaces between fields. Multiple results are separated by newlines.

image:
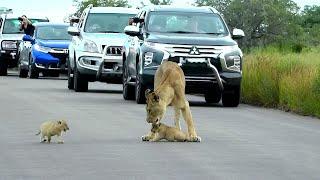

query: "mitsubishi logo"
xmin=189 ymin=46 xmax=200 ymax=55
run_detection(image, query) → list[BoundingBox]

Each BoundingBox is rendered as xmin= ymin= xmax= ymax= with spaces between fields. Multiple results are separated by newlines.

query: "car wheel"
xmin=0 ymin=59 xmax=8 ymax=76
xmin=67 ymin=61 xmax=74 ymax=90
xmin=73 ymin=62 xmax=88 ymax=92
xmin=222 ymin=85 xmax=240 ymax=107
xmin=28 ymin=58 xmax=39 ymax=79
xmin=122 ymin=62 xmax=134 ymax=100
xmin=205 ymin=87 xmax=221 ymax=103
xmin=135 ymin=74 xmax=146 ymax=104
xmin=18 ymin=64 xmax=28 ymax=78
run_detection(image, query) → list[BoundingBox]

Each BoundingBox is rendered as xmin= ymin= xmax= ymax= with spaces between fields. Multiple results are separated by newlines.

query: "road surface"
xmin=0 ymin=71 xmax=320 ymax=180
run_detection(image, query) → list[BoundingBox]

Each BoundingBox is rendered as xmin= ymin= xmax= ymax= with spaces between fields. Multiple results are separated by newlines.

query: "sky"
xmin=0 ymin=0 xmax=319 ymax=22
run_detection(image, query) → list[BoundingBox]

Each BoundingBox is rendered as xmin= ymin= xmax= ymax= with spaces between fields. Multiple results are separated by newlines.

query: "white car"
xmin=0 ymin=13 xmax=49 ymax=75
xmin=67 ymin=5 xmax=138 ymax=92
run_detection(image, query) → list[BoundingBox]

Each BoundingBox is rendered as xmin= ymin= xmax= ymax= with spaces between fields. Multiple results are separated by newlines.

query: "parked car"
xmin=122 ymin=6 xmax=245 ymax=106
xmin=18 ymin=23 xmax=71 ymax=78
xmin=67 ymin=5 xmax=138 ymax=92
xmin=0 ymin=14 xmax=49 ymax=75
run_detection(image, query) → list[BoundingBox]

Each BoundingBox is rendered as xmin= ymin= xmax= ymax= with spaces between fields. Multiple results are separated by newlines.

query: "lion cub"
xmin=149 ymin=123 xmax=190 ymax=142
xmin=36 ymin=120 xmax=69 ymax=143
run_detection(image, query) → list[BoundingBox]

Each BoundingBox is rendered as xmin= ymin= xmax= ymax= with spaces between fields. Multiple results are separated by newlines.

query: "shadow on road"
xmin=86 ymin=89 xmax=122 ymax=94
xmin=189 ymin=101 xmax=223 ymax=108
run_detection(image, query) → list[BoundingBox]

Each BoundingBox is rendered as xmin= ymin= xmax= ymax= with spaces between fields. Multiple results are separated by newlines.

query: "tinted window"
xmin=2 ymin=18 xmax=49 ymax=34
xmin=147 ymin=12 xmax=228 ymax=35
xmin=36 ymin=26 xmax=71 ymax=40
xmin=84 ymin=13 xmax=135 ymax=33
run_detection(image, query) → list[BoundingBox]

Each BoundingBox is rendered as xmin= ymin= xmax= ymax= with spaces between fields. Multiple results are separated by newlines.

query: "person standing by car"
xmin=19 ymin=15 xmax=35 ymax=36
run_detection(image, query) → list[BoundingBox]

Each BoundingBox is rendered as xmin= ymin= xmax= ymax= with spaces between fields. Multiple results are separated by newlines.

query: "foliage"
xmin=149 ymin=0 xmax=172 ymax=5
xmin=73 ymin=0 xmax=129 ymax=17
xmin=196 ymin=0 xmax=320 ymax=49
xmin=242 ymin=46 xmax=320 ymax=117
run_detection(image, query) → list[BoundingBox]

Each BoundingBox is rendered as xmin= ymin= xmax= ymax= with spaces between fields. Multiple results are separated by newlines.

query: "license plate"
xmin=186 ymin=58 xmax=206 ymax=63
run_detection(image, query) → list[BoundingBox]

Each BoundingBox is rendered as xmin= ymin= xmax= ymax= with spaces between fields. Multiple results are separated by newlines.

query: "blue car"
xmin=18 ymin=23 xmax=71 ymax=78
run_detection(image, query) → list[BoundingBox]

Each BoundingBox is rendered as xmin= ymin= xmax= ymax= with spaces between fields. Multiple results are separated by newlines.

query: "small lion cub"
xmin=150 ymin=123 xmax=190 ymax=142
xmin=36 ymin=120 xmax=69 ymax=143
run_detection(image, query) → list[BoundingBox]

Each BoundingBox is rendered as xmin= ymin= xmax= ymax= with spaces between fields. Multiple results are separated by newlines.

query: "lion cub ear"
xmin=57 ymin=120 xmax=62 ymax=124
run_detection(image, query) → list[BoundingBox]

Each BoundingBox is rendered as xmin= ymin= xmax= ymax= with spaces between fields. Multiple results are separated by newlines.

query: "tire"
xmin=205 ymin=88 xmax=221 ymax=104
xmin=67 ymin=60 xmax=74 ymax=90
xmin=18 ymin=66 xmax=28 ymax=78
xmin=222 ymin=85 xmax=240 ymax=107
xmin=28 ymin=59 xmax=39 ymax=79
xmin=122 ymin=61 xmax=134 ymax=100
xmin=0 ymin=59 xmax=8 ymax=76
xmin=73 ymin=62 xmax=88 ymax=92
xmin=135 ymin=74 xmax=146 ymax=104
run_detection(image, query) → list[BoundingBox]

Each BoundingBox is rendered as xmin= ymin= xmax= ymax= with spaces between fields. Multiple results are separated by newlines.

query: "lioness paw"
xmin=190 ymin=136 xmax=201 ymax=142
xmin=141 ymin=136 xmax=149 ymax=141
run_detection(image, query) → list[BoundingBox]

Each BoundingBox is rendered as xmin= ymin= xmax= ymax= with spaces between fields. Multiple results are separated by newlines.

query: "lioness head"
xmin=57 ymin=120 xmax=69 ymax=132
xmin=145 ymin=89 xmax=166 ymax=124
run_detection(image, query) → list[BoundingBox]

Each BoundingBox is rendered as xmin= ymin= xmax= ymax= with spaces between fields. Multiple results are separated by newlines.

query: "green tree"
xmin=149 ymin=0 xmax=172 ymax=5
xmin=73 ymin=0 xmax=129 ymax=17
xmin=196 ymin=0 xmax=301 ymax=48
xmin=300 ymin=5 xmax=320 ymax=45
xmin=195 ymin=0 xmax=231 ymax=15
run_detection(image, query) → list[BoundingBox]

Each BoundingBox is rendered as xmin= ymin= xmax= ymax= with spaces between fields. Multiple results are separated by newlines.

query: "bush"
xmin=241 ymin=46 xmax=320 ymax=118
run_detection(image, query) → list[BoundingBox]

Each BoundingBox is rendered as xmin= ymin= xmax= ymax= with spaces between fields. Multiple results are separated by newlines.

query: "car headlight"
xmin=1 ymin=41 xmax=17 ymax=50
xmin=34 ymin=44 xmax=51 ymax=53
xmin=225 ymin=55 xmax=241 ymax=72
xmin=82 ymin=40 xmax=99 ymax=53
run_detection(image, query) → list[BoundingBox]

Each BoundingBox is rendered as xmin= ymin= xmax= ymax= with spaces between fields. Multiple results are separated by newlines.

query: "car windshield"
xmin=147 ymin=12 xmax=228 ymax=35
xmin=2 ymin=18 xmax=48 ymax=34
xmin=84 ymin=13 xmax=135 ymax=33
xmin=36 ymin=26 xmax=71 ymax=40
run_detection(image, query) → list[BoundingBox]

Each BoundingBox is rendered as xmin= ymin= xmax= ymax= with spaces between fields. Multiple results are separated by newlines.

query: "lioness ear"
xmin=145 ymin=89 xmax=152 ymax=98
xmin=57 ymin=120 xmax=62 ymax=124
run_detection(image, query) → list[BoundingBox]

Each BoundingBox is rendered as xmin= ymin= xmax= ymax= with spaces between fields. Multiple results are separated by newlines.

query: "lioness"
xmin=150 ymin=123 xmax=190 ymax=142
xmin=36 ymin=120 xmax=69 ymax=143
xmin=143 ymin=61 xmax=201 ymax=142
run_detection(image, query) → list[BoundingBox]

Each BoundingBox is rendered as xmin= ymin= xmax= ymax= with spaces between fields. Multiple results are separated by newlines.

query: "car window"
xmin=84 ymin=13 xmax=135 ymax=33
xmin=36 ymin=26 xmax=71 ymax=40
xmin=2 ymin=18 xmax=49 ymax=34
xmin=147 ymin=12 xmax=228 ymax=35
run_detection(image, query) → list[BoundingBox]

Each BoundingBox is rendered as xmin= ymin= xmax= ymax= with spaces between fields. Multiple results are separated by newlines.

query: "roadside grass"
xmin=241 ymin=46 xmax=320 ymax=118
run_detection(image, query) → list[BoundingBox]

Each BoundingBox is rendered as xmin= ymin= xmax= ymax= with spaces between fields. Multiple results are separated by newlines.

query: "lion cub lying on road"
xmin=149 ymin=123 xmax=191 ymax=142
xmin=36 ymin=120 xmax=69 ymax=143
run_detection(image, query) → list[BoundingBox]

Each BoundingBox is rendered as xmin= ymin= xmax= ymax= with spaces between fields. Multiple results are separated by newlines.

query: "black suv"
xmin=122 ymin=6 xmax=245 ymax=106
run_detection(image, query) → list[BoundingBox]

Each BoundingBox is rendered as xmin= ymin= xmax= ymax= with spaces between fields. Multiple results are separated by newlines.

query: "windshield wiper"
xmin=166 ymin=31 xmax=195 ymax=34
xmin=98 ymin=30 xmax=121 ymax=33
xmin=205 ymin=32 xmax=225 ymax=35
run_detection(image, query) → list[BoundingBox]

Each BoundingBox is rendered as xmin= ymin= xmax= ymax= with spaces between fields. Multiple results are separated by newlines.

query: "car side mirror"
xmin=22 ymin=35 xmax=35 ymax=44
xmin=232 ymin=28 xmax=245 ymax=39
xmin=68 ymin=26 xmax=80 ymax=36
xmin=124 ymin=25 xmax=140 ymax=36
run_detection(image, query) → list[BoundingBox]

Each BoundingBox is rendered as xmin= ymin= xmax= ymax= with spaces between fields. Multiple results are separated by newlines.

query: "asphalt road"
xmin=1 ymin=71 xmax=320 ymax=180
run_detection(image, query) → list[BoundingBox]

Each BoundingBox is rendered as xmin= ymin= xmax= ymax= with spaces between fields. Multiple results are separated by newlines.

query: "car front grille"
xmin=163 ymin=44 xmax=224 ymax=57
xmin=49 ymin=48 xmax=68 ymax=64
xmin=104 ymin=46 xmax=122 ymax=56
